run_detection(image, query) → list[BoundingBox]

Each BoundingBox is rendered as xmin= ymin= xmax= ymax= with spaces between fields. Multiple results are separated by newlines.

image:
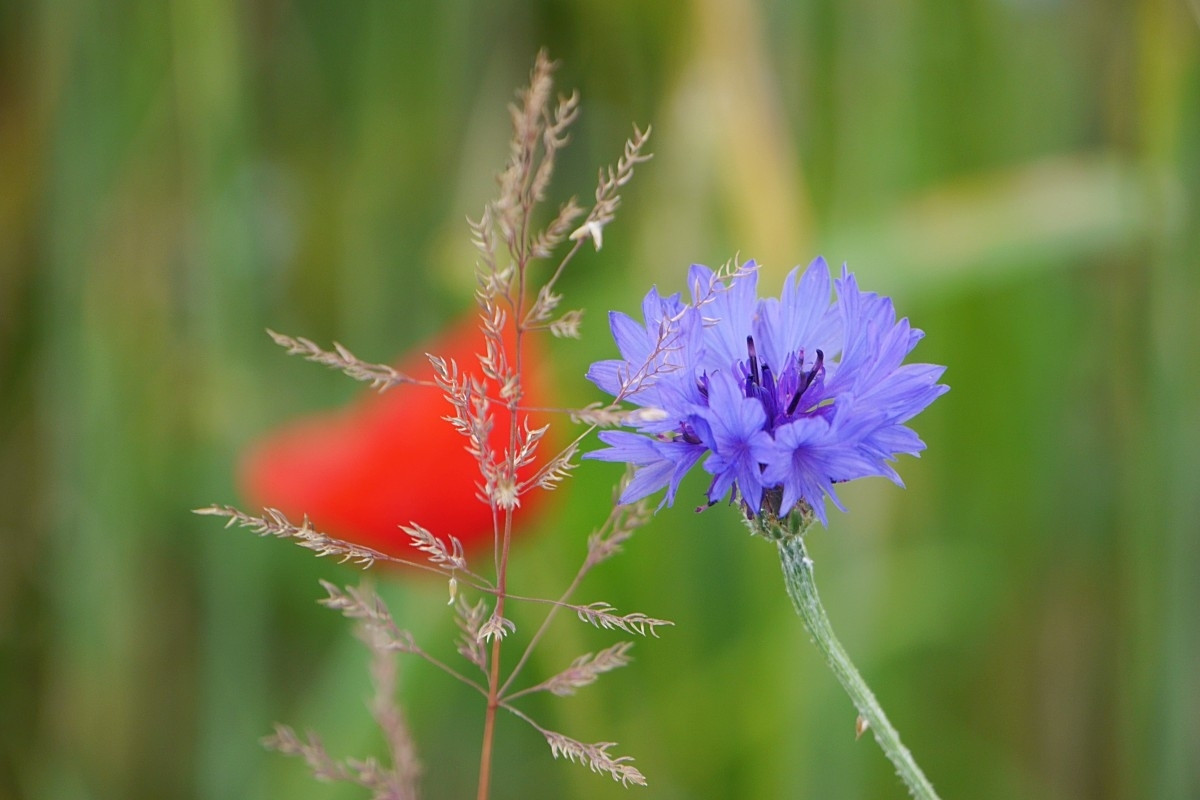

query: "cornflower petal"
xmin=695 ymin=371 xmax=772 ymax=510
xmin=585 ymin=431 xmax=706 ymax=506
xmin=755 ymin=257 xmax=841 ymax=371
xmin=584 ymin=359 xmax=629 ymax=398
xmin=610 ymin=310 xmax=656 ymax=366
xmin=690 ymin=261 xmax=760 ymax=374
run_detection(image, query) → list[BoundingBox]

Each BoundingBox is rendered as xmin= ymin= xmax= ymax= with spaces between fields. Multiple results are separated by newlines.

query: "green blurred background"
xmin=2 ymin=1 xmax=1198 ymax=798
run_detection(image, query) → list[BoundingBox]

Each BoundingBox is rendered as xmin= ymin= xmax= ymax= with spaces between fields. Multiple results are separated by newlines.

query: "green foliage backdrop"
xmin=1 ymin=1 xmax=1198 ymax=798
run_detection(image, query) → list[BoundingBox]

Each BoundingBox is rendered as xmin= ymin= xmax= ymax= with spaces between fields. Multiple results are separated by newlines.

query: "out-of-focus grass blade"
xmin=826 ymin=154 xmax=1166 ymax=295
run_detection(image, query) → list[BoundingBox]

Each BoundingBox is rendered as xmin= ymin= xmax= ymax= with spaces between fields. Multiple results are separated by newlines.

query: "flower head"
xmin=585 ymin=258 xmax=947 ymax=523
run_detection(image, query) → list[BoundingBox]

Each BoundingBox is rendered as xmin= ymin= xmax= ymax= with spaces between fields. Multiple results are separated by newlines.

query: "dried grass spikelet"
xmin=238 ymin=315 xmax=555 ymax=563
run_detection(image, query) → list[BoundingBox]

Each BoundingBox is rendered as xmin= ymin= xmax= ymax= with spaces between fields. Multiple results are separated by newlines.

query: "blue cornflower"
xmin=585 ymin=258 xmax=948 ymax=523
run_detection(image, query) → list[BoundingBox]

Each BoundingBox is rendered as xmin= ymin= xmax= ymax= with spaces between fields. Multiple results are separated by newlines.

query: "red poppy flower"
xmin=238 ymin=316 xmax=554 ymax=562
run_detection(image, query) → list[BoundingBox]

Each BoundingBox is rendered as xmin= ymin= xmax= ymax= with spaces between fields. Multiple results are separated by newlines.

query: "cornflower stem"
xmin=753 ymin=514 xmax=940 ymax=800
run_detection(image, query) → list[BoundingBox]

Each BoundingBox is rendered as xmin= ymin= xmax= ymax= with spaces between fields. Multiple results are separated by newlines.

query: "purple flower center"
xmin=740 ymin=336 xmax=825 ymax=434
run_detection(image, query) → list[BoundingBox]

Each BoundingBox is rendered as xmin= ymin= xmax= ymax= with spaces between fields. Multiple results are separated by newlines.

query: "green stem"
xmin=757 ymin=516 xmax=940 ymax=799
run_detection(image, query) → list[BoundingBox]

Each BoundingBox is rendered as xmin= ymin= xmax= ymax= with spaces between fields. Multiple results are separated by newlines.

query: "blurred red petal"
xmin=238 ymin=317 xmax=553 ymax=562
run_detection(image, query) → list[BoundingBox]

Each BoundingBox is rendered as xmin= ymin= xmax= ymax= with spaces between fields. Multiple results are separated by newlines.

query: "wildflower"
xmin=239 ymin=315 xmax=552 ymax=559
xmin=585 ymin=258 xmax=947 ymax=523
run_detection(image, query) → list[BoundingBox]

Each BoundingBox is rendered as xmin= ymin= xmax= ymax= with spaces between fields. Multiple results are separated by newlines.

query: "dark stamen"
xmin=679 ymin=423 xmax=703 ymax=445
xmin=787 ymin=349 xmax=825 ymax=415
xmin=786 ymin=388 xmax=803 ymax=415
xmin=746 ymin=335 xmax=760 ymax=387
xmin=804 ymin=349 xmax=825 ymax=391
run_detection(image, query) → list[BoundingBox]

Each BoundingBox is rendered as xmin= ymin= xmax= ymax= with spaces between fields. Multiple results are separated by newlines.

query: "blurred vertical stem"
xmin=749 ymin=513 xmax=940 ymax=800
